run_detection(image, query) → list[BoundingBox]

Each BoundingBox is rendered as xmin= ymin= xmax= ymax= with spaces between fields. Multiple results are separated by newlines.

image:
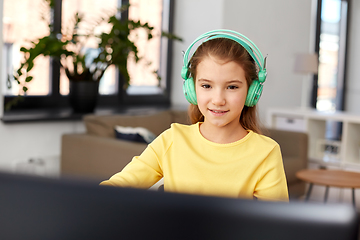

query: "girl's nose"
xmin=212 ymin=90 xmax=226 ymax=106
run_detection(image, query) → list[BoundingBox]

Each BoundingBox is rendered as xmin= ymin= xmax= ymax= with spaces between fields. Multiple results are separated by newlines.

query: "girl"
xmin=100 ymin=30 xmax=289 ymax=201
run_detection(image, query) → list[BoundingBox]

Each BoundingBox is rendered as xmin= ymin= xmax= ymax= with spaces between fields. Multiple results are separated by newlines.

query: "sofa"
xmin=61 ymin=109 xmax=308 ymax=199
xmin=61 ymin=109 xmax=190 ymax=182
xmin=263 ymin=128 xmax=308 ymax=199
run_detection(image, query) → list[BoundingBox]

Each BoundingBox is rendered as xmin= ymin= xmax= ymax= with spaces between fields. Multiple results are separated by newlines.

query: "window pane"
xmin=316 ymin=0 xmax=342 ymax=111
xmin=3 ymin=0 xmax=51 ymax=96
xmin=127 ymin=0 xmax=163 ymax=95
xmin=60 ymin=0 xmax=118 ymax=96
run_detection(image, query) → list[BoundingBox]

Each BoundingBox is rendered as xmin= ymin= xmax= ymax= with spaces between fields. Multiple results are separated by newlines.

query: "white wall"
xmin=0 ymin=121 xmax=85 ymax=167
xmin=171 ymin=0 xmax=314 ymax=124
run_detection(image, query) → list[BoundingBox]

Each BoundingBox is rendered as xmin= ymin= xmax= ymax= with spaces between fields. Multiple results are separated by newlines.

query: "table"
xmin=296 ymin=169 xmax=360 ymax=207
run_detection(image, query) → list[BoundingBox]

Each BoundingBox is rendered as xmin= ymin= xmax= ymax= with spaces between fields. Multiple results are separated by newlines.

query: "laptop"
xmin=0 ymin=172 xmax=358 ymax=240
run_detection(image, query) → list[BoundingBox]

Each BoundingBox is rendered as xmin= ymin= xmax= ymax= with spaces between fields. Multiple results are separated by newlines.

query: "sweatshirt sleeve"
xmin=99 ymin=129 xmax=171 ymax=189
xmin=254 ymin=144 xmax=289 ymax=202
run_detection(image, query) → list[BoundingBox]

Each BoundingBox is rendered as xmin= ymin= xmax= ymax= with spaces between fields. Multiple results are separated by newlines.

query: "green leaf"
xmin=27 ymin=61 xmax=34 ymax=72
xmin=161 ymin=32 xmax=183 ymax=41
xmin=16 ymin=69 xmax=22 ymax=77
xmin=14 ymin=77 xmax=20 ymax=84
xmin=25 ymin=76 xmax=33 ymax=82
xmin=23 ymin=86 xmax=28 ymax=92
xmin=20 ymin=47 xmax=29 ymax=53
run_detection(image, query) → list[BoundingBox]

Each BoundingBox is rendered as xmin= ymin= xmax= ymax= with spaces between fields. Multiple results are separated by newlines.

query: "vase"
xmin=69 ymin=81 xmax=99 ymax=113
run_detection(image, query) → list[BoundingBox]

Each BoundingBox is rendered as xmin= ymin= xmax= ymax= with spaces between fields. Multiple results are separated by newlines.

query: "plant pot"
xmin=69 ymin=81 xmax=99 ymax=113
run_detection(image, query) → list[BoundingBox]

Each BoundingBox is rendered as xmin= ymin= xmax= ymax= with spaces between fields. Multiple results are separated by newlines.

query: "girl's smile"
xmin=208 ymin=109 xmax=229 ymax=116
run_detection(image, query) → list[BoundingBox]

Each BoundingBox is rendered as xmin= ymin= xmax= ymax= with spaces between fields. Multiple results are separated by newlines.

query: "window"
xmin=3 ymin=0 xmax=174 ymax=111
xmin=3 ymin=0 xmax=51 ymax=97
xmin=59 ymin=0 xmax=120 ymax=96
xmin=313 ymin=0 xmax=349 ymax=111
xmin=313 ymin=0 xmax=350 ymax=140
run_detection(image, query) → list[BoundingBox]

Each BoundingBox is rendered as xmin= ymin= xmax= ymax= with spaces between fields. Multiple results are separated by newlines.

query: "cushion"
xmin=83 ymin=110 xmax=173 ymax=138
xmin=114 ymin=126 xmax=156 ymax=144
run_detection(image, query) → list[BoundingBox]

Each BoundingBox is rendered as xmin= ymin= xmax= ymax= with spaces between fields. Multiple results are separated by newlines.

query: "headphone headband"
xmin=182 ymin=29 xmax=267 ymax=80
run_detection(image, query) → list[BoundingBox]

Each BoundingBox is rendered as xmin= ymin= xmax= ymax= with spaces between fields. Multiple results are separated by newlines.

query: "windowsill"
xmin=1 ymin=104 xmax=173 ymax=123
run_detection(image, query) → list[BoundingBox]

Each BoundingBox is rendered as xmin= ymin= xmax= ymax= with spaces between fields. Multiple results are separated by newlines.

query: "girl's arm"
xmin=254 ymin=145 xmax=289 ymax=202
xmin=100 ymin=128 xmax=172 ymax=188
xmin=100 ymin=144 xmax=163 ymax=188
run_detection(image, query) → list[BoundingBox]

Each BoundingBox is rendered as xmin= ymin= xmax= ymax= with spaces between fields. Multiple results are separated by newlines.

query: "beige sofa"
xmin=264 ymin=128 xmax=308 ymax=199
xmin=61 ymin=109 xmax=308 ymax=199
xmin=61 ymin=110 xmax=190 ymax=181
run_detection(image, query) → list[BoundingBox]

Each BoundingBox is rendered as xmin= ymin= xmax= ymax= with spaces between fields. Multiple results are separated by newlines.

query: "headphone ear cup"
xmin=245 ymin=80 xmax=263 ymax=107
xmin=183 ymin=77 xmax=198 ymax=105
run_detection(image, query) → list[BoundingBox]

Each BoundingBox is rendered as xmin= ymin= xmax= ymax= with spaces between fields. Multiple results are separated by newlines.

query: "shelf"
xmin=268 ymin=107 xmax=360 ymax=169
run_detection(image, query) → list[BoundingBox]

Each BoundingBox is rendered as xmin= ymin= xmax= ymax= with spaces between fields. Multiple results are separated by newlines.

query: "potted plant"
xmin=7 ymin=2 xmax=181 ymax=112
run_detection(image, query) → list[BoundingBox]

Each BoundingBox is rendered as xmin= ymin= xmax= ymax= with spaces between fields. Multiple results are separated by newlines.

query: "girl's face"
xmin=195 ymin=56 xmax=248 ymax=131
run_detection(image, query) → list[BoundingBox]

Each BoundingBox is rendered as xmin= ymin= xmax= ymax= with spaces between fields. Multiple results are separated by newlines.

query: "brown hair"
xmin=187 ymin=37 xmax=263 ymax=134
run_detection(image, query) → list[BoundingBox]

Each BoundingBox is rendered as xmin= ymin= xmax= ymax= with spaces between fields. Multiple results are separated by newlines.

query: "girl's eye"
xmin=227 ymin=85 xmax=238 ymax=90
xmin=201 ymin=84 xmax=211 ymax=89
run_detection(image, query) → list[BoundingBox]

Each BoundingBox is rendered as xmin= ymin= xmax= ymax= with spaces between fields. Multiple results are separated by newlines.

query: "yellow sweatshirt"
xmin=100 ymin=123 xmax=289 ymax=201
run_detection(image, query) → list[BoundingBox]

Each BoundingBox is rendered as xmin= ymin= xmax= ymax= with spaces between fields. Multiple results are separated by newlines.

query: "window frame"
xmin=3 ymin=0 xmax=174 ymax=111
xmin=311 ymin=0 xmax=350 ymax=111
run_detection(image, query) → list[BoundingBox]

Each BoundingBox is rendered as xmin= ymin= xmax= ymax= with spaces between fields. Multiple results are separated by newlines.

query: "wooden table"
xmin=296 ymin=169 xmax=360 ymax=207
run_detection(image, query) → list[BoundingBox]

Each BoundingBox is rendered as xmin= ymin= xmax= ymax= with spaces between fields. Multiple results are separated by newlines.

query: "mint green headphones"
xmin=181 ymin=29 xmax=267 ymax=107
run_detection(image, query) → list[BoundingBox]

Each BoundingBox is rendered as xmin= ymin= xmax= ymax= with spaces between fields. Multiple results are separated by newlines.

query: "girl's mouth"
xmin=209 ymin=109 xmax=228 ymax=115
